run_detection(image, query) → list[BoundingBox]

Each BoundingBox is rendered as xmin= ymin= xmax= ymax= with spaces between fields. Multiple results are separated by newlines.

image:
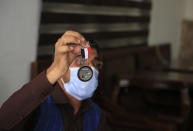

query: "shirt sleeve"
xmin=0 ymin=71 xmax=55 ymax=130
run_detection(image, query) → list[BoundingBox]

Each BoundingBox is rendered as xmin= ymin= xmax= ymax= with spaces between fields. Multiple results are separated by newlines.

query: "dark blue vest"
xmin=33 ymin=96 xmax=101 ymax=131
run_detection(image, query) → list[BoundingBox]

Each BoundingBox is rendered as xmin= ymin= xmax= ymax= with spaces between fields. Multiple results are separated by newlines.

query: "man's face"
xmin=62 ymin=47 xmax=102 ymax=83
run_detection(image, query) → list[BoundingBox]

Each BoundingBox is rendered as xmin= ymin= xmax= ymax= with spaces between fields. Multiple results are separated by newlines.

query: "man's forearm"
xmin=0 ymin=71 xmax=54 ymax=130
xmin=46 ymin=63 xmax=65 ymax=84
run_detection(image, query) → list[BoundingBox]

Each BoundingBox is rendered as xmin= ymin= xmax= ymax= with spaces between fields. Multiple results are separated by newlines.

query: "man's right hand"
xmin=46 ymin=31 xmax=88 ymax=84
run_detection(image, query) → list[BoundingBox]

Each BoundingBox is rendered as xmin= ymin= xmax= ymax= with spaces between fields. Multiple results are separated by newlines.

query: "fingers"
xmin=57 ymin=45 xmax=73 ymax=54
xmin=64 ymin=30 xmax=89 ymax=48
xmin=55 ymin=30 xmax=89 ymax=55
xmin=59 ymin=35 xmax=81 ymax=46
xmin=64 ymin=30 xmax=85 ymax=42
xmin=56 ymin=35 xmax=81 ymax=54
xmin=82 ymin=40 xmax=90 ymax=48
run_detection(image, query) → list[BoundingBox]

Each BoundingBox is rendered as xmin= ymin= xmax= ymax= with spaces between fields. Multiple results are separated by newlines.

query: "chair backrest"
xmin=111 ymin=75 xmax=189 ymax=116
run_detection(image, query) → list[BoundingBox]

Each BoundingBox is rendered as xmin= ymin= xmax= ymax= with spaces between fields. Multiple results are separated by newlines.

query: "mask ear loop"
xmin=61 ymin=78 xmax=65 ymax=85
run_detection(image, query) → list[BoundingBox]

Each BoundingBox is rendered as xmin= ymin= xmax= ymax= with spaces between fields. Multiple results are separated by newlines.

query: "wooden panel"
xmin=38 ymin=30 xmax=149 ymax=46
xmin=43 ymin=0 xmax=152 ymax=9
xmin=42 ymin=3 xmax=150 ymax=16
xmin=135 ymin=43 xmax=171 ymax=70
xmin=36 ymin=0 xmax=152 ymax=61
xmin=37 ymin=39 xmax=147 ymax=58
xmin=100 ymin=48 xmax=136 ymax=96
xmin=41 ymin=13 xmax=150 ymax=24
xmin=97 ymin=44 xmax=171 ymax=96
xmin=39 ymin=23 xmax=148 ymax=34
xmin=36 ymin=43 xmax=147 ymax=61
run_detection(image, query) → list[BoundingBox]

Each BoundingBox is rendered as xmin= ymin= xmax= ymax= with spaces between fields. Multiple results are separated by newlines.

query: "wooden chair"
xmin=94 ymin=89 xmax=180 ymax=131
xmin=111 ymin=75 xmax=191 ymax=131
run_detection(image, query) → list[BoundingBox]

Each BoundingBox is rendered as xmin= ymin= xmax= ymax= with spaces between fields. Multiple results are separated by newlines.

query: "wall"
xmin=0 ymin=0 xmax=41 ymax=106
xmin=184 ymin=0 xmax=193 ymax=20
xmin=148 ymin=0 xmax=184 ymax=60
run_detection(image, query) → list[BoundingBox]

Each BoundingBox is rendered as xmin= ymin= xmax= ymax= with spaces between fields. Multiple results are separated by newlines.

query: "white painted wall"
xmin=184 ymin=0 xmax=193 ymax=20
xmin=148 ymin=0 xmax=185 ymax=60
xmin=0 ymin=0 xmax=41 ymax=106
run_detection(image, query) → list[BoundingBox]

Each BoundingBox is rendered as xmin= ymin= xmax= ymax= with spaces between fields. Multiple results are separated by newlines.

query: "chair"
xmin=111 ymin=75 xmax=191 ymax=131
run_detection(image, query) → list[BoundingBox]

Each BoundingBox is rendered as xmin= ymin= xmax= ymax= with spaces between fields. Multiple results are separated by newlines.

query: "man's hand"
xmin=46 ymin=31 xmax=88 ymax=84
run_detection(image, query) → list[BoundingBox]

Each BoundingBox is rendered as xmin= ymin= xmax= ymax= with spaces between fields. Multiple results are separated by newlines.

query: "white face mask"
xmin=61 ymin=67 xmax=99 ymax=101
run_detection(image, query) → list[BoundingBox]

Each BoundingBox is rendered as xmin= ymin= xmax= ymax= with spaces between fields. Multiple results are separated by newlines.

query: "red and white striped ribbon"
xmin=83 ymin=47 xmax=90 ymax=59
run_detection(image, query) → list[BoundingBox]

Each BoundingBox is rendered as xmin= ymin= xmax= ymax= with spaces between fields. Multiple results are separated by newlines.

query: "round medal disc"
xmin=78 ymin=66 xmax=93 ymax=82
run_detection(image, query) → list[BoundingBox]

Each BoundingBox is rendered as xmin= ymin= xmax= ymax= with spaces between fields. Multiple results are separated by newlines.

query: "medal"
xmin=78 ymin=66 xmax=93 ymax=82
xmin=78 ymin=46 xmax=93 ymax=82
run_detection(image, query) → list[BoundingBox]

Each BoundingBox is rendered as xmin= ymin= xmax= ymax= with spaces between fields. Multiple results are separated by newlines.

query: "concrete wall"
xmin=0 ymin=0 xmax=41 ymax=106
xmin=148 ymin=0 xmax=184 ymax=60
xmin=184 ymin=0 xmax=193 ymax=20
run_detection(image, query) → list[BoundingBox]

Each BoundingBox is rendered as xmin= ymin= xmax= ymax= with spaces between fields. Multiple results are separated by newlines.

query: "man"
xmin=0 ymin=31 xmax=111 ymax=131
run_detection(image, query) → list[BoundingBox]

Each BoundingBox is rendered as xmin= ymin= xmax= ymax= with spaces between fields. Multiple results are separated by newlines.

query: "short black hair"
xmin=89 ymin=40 xmax=100 ymax=54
